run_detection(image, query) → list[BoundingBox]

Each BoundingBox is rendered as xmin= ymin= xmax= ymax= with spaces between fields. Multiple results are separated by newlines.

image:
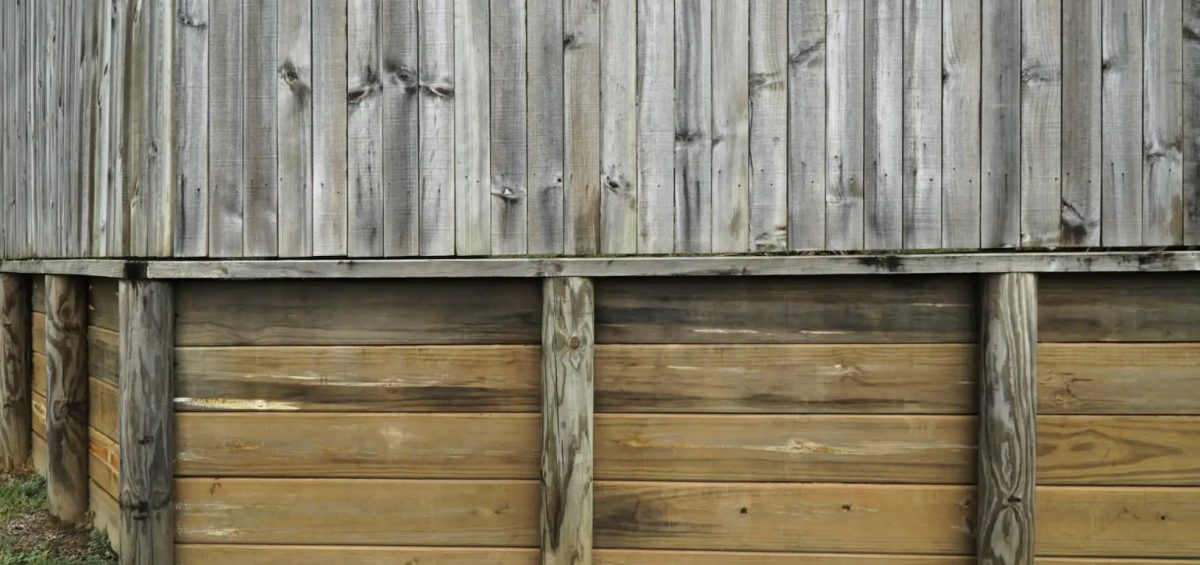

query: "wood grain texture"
xmin=1061 ymin=0 xmax=1102 ymax=246
xmin=45 ymin=276 xmax=88 ymax=522
xmin=600 ymin=0 xmax=637 ymax=255
xmin=87 ymin=278 xmax=119 ymax=332
xmin=175 ymin=280 xmax=541 ymax=346
xmin=564 ymin=0 xmax=601 ymax=256
xmin=418 ymin=0 xmax=455 ymax=256
xmin=90 ymin=480 xmax=121 ymax=555
xmin=902 ymin=0 xmax=942 ymax=249
xmin=1039 ymin=273 xmax=1200 ymax=342
xmin=381 ymin=0 xmax=420 ymax=256
xmin=541 ymin=277 xmax=594 ymax=565
xmin=348 ymin=0 xmax=383 ymax=257
xmin=175 ymin=345 xmax=540 ymax=412
xmin=1101 ymin=0 xmax=1144 ymax=246
xmin=118 ymin=280 xmax=174 ymax=565
xmin=1036 ymin=486 xmax=1200 ymax=558
xmin=977 ymin=273 xmax=1037 ymax=565
xmin=636 ymin=0 xmax=674 ymax=254
xmin=1038 ymin=415 xmax=1200 ymax=485
xmin=89 ymin=426 xmax=120 ymax=499
xmin=595 ymin=276 xmax=978 ymax=344
xmin=1187 ymin=0 xmax=1200 ymax=245
xmin=788 ymin=0 xmax=826 ymax=250
xmin=1038 ymin=343 xmax=1200 ymax=415
xmin=526 ymin=0 xmax=565 ymax=255
xmin=490 ymin=0 xmax=528 ymax=256
xmin=674 ymin=0 xmax=712 ymax=253
xmin=312 ymin=0 xmax=349 ymax=257
xmin=595 ymin=343 xmax=975 ymax=414
xmin=826 ymin=0 xmax=864 ymax=251
xmin=89 ymin=377 xmax=118 ymax=442
xmin=454 ymin=0 xmax=491 ymax=256
xmin=712 ymin=0 xmax=751 ymax=253
xmin=982 ymin=0 xmax=1021 ymax=247
xmin=176 ymin=478 xmax=540 ymax=546
xmin=1143 ymin=0 xmax=1185 ymax=245
xmin=1020 ymin=0 xmax=1062 ymax=247
xmin=88 ymin=327 xmax=119 ymax=387
xmin=208 ymin=0 xmax=245 ymax=257
xmin=0 ymin=275 xmax=31 ymax=470
xmin=748 ymin=0 xmax=788 ymax=252
xmin=173 ymin=0 xmax=209 ymax=257
xmin=865 ymin=0 xmax=903 ymax=250
xmin=178 ymin=546 xmax=541 ymax=565
xmin=243 ymin=0 xmax=279 ymax=257
xmin=277 ymin=0 xmax=314 ymax=257
xmin=941 ymin=0 xmax=981 ymax=248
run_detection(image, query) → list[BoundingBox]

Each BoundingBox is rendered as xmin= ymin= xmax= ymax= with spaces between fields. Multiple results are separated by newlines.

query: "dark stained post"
xmin=0 ymin=274 xmax=32 ymax=471
xmin=541 ymin=277 xmax=594 ymax=565
xmin=45 ymin=275 xmax=89 ymax=522
xmin=119 ymin=280 xmax=175 ymax=565
xmin=978 ymin=273 xmax=1037 ymax=564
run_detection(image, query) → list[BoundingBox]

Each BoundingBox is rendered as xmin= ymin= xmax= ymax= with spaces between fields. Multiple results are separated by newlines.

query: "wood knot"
xmin=568 ymin=336 xmax=582 ymax=349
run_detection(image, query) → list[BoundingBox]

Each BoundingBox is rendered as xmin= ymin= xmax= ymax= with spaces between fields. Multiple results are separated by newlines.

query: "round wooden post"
xmin=0 ymin=274 xmax=32 ymax=471
xmin=45 ymin=275 xmax=89 ymax=522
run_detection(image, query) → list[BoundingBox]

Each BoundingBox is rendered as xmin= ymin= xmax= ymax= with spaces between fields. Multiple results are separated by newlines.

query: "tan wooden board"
xmin=89 ymin=480 xmax=120 ymax=555
xmin=31 ymin=433 xmax=46 ymax=476
xmin=175 ymin=280 xmax=541 ymax=346
xmin=31 ymin=276 xmax=44 ymax=313
xmin=32 ymin=352 xmax=44 ymax=396
xmin=87 ymin=326 xmax=119 ymax=385
xmin=1038 ymin=343 xmax=1200 ymax=415
xmin=31 ymin=312 xmax=43 ymax=354
xmin=88 ymin=427 xmax=119 ymax=499
xmin=87 ymin=277 xmax=118 ymax=332
xmin=1039 ymin=416 xmax=1200 ymax=485
xmin=31 ymin=391 xmax=45 ymax=438
xmin=1040 ymin=273 xmax=1200 ymax=342
xmin=1036 ymin=486 xmax=1200 ymax=558
xmin=594 ymin=276 xmax=977 ymax=344
xmin=89 ymin=377 xmax=118 ymax=441
xmin=174 ymin=345 xmax=540 ymax=412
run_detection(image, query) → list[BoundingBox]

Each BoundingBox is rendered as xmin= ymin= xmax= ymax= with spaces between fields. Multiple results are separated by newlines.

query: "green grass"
xmin=0 ymin=470 xmax=117 ymax=565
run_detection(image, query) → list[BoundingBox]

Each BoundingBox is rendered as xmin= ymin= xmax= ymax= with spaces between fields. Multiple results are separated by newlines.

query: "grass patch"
xmin=0 ymin=467 xmax=116 ymax=565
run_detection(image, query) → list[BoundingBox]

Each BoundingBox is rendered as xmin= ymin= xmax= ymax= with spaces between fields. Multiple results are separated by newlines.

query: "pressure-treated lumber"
xmin=1037 ymin=415 xmax=1200 ymax=485
xmin=118 ymin=280 xmax=174 ymax=565
xmin=1038 ymin=343 xmax=1200 ymax=415
xmin=541 ymin=277 xmax=594 ymax=564
xmin=1040 ymin=273 xmax=1200 ymax=342
xmin=0 ymin=274 xmax=31 ymax=470
xmin=977 ymin=273 xmax=1037 ymax=565
xmin=44 ymin=275 xmax=88 ymax=522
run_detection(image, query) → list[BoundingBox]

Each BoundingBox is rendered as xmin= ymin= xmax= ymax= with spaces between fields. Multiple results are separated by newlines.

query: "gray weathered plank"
xmin=864 ymin=0 xmax=902 ymax=250
xmin=106 ymin=0 xmax=128 ymax=257
xmin=826 ymin=0 xmax=864 ymax=251
xmin=1 ymin=0 xmax=10 ymax=258
xmin=941 ymin=0 xmax=981 ymax=248
xmin=674 ymin=0 xmax=712 ymax=253
xmin=982 ymin=0 xmax=1021 ymax=248
xmin=277 ymin=0 xmax=313 ymax=257
xmin=489 ymin=0 xmax=528 ymax=256
xmin=348 ymin=0 xmax=383 ymax=257
xmin=244 ymin=0 xmax=279 ymax=257
xmin=418 ymin=0 xmax=455 ymax=256
xmin=209 ymin=0 xmax=244 ymax=257
xmin=600 ymin=0 xmax=637 ymax=255
xmin=132 ymin=0 xmax=172 ymax=257
xmin=565 ymin=0 xmax=601 ymax=256
xmin=381 ymin=0 xmax=420 ymax=256
xmin=712 ymin=0 xmax=751 ymax=253
xmin=118 ymin=280 xmax=174 ymax=565
xmin=788 ymin=0 xmax=826 ymax=250
xmin=1101 ymin=0 xmax=1143 ymax=246
xmin=0 ymin=275 xmax=31 ymax=471
xmin=455 ymin=0 xmax=491 ymax=256
xmin=541 ymin=277 xmax=594 ymax=565
xmin=527 ymin=0 xmax=565 ymax=255
xmin=313 ymin=0 xmax=349 ymax=256
xmin=45 ymin=276 xmax=88 ymax=522
xmin=749 ymin=0 xmax=788 ymax=252
xmin=636 ymin=0 xmax=674 ymax=255
xmin=903 ymin=0 xmax=942 ymax=249
xmin=977 ymin=272 xmax=1037 ymax=565
xmin=1040 ymin=272 xmax=1200 ymax=343
xmin=174 ymin=0 xmax=209 ymax=258
xmin=1185 ymin=0 xmax=1200 ymax=244
xmin=1061 ymin=0 xmax=1102 ymax=246
xmin=1144 ymin=0 xmax=1185 ymax=245
xmin=1020 ymin=0 xmax=1062 ymax=247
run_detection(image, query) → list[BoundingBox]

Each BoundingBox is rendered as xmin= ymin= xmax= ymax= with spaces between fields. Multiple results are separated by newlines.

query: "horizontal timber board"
xmin=89 ymin=480 xmax=120 ymax=555
xmin=88 ymin=326 xmax=118 ymax=385
xmin=175 ymin=280 xmax=541 ymax=345
xmin=1040 ymin=273 xmax=1200 ymax=341
xmin=32 ymin=434 xmax=46 ymax=476
xmin=89 ymin=428 xmax=119 ymax=499
xmin=1037 ymin=486 xmax=1200 ymax=557
xmin=89 ymin=377 xmax=118 ymax=440
xmin=595 ymin=276 xmax=978 ymax=343
xmin=1039 ymin=343 xmax=1200 ymax=414
xmin=1038 ymin=416 xmax=1200 ymax=485
xmin=31 ymin=276 xmax=43 ymax=311
xmin=174 ymin=346 xmax=541 ymax=412
xmin=175 ymin=413 xmax=975 ymax=483
xmin=31 ymin=312 xmax=43 ymax=353
xmin=32 ymin=392 xmax=45 ymax=438
xmin=32 ymin=352 xmax=44 ymax=396
xmin=87 ymin=278 xmax=118 ymax=331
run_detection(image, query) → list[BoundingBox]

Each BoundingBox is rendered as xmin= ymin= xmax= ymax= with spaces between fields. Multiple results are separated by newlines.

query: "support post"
xmin=540 ymin=277 xmax=594 ymax=565
xmin=978 ymin=273 xmax=1037 ymax=564
xmin=45 ymin=275 xmax=88 ymax=521
xmin=119 ymin=280 xmax=175 ymax=565
xmin=0 ymin=274 xmax=31 ymax=471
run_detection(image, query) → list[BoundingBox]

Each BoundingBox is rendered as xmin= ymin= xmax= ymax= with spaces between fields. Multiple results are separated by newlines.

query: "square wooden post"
xmin=0 ymin=274 xmax=31 ymax=471
xmin=45 ymin=275 xmax=89 ymax=522
xmin=119 ymin=280 xmax=174 ymax=565
xmin=978 ymin=273 xmax=1037 ymax=564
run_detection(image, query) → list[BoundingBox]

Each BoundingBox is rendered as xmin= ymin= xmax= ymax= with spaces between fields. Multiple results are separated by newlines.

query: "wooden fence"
xmin=2 ymin=0 xmax=1200 ymax=259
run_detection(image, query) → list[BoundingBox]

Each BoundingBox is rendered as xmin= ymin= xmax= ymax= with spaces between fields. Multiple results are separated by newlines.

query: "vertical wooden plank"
xmin=454 ymin=0 xmax=491 ymax=256
xmin=0 ymin=275 xmax=31 ymax=471
xmin=1020 ymin=0 xmax=1062 ymax=247
xmin=174 ymin=0 xmax=209 ymax=257
xmin=418 ymin=0 xmax=455 ymax=256
xmin=142 ymin=0 xmax=174 ymax=257
xmin=1061 ymin=0 xmax=1102 ymax=246
xmin=942 ymin=0 xmax=980 ymax=248
xmin=541 ymin=277 xmax=594 ymax=565
xmin=107 ymin=0 xmax=128 ymax=257
xmin=278 ymin=0 xmax=314 ymax=257
xmin=91 ymin=0 xmax=111 ymax=257
xmin=788 ymin=0 xmax=826 ymax=250
xmin=982 ymin=0 xmax=1021 ymax=248
xmin=244 ymin=0 xmax=280 ymax=257
xmin=1183 ymin=0 xmax=1200 ymax=244
xmin=527 ymin=0 xmax=565 ymax=255
xmin=674 ymin=0 xmax=712 ymax=253
xmin=978 ymin=272 xmax=1037 ymax=565
xmin=902 ymin=0 xmax=941 ymax=249
xmin=209 ymin=0 xmax=244 ymax=257
xmin=348 ymin=0 xmax=383 ymax=257
xmin=1 ymin=0 xmax=8 ymax=258
xmin=1144 ymin=0 xmax=1184 ymax=245
xmin=564 ymin=0 xmax=601 ymax=256
xmin=15 ymin=0 xmax=29 ymax=258
xmin=1101 ymin=0 xmax=1143 ymax=246
xmin=45 ymin=275 xmax=88 ymax=522
xmin=600 ymin=0 xmax=637 ymax=255
xmin=313 ymin=0 xmax=348 ymax=256
xmin=490 ymin=0 xmax=528 ymax=256
xmin=381 ymin=0 xmax=420 ymax=257
xmin=713 ymin=0 xmax=751 ymax=253
xmin=864 ymin=0 xmax=902 ymax=250
xmin=118 ymin=280 xmax=174 ymax=565
xmin=635 ymin=0 xmax=673 ymax=254
xmin=749 ymin=0 xmax=788 ymax=252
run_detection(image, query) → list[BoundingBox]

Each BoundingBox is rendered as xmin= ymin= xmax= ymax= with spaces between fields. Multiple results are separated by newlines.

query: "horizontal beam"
xmin=1 ymin=250 xmax=1199 ymax=279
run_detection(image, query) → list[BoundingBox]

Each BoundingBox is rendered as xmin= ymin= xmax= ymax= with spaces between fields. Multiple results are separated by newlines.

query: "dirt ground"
xmin=0 ymin=466 xmax=116 ymax=565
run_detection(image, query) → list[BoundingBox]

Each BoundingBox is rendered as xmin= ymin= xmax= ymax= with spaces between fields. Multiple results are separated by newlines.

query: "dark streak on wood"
xmin=0 ymin=274 xmax=31 ymax=470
